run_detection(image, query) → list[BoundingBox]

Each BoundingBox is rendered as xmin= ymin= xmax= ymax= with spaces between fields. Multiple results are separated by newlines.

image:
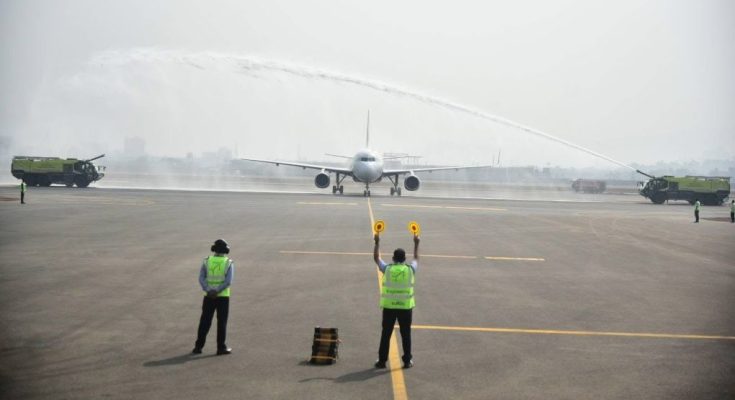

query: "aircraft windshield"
xmin=360 ymin=157 xmax=376 ymax=162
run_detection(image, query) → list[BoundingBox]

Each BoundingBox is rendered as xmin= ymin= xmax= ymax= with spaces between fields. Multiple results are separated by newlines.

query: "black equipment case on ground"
xmin=309 ymin=327 xmax=339 ymax=365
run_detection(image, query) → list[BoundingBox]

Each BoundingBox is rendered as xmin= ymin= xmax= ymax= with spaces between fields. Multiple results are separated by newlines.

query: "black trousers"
xmin=695 ymin=210 xmax=699 ymax=222
xmin=195 ymin=296 xmax=229 ymax=349
xmin=378 ymin=308 xmax=412 ymax=363
xmin=20 ymin=192 xmax=25 ymax=204
xmin=730 ymin=211 xmax=734 ymax=223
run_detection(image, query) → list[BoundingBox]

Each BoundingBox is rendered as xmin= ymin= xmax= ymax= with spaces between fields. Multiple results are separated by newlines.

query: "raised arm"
xmin=373 ymin=234 xmax=381 ymax=265
xmin=413 ymin=235 xmax=420 ymax=261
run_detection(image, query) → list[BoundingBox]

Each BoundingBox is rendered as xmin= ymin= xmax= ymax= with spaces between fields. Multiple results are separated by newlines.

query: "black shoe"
xmin=191 ymin=347 xmax=202 ymax=354
xmin=217 ymin=347 xmax=232 ymax=355
xmin=403 ymin=359 xmax=414 ymax=369
xmin=374 ymin=360 xmax=386 ymax=369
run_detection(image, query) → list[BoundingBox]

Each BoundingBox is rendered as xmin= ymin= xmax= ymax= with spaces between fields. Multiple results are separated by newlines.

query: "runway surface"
xmin=1 ymin=185 xmax=734 ymax=399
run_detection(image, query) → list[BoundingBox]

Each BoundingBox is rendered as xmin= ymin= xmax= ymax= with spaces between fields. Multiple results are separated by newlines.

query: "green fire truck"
xmin=11 ymin=154 xmax=105 ymax=188
xmin=639 ymin=175 xmax=730 ymax=205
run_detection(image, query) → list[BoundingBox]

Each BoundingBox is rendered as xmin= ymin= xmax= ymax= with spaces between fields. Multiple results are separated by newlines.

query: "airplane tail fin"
xmin=366 ymin=110 xmax=370 ymax=148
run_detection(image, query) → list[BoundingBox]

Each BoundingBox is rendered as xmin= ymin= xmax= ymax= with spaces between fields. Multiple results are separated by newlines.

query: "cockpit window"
xmin=360 ymin=157 xmax=376 ymax=162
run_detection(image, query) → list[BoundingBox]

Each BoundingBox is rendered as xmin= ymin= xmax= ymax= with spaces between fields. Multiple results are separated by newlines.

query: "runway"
xmin=1 ymin=185 xmax=734 ymax=399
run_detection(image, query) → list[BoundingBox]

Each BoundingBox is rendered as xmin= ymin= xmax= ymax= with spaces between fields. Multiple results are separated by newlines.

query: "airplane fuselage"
xmin=349 ymin=149 xmax=383 ymax=183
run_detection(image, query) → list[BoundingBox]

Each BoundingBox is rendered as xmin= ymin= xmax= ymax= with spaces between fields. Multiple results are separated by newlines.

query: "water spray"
xmin=92 ymin=49 xmax=652 ymax=178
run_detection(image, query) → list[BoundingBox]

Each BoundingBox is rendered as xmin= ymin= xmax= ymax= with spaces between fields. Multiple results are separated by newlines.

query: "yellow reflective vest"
xmin=205 ymin=256 xmax=231 ymax=297
xmin=380 ymin=263 xmax=415 ymax=309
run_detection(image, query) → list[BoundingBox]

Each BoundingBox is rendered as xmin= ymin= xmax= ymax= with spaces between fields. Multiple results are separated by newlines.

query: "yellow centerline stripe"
xmin=412 ymin=325 xmax=735 ymax=341
xmin=368 ymin=198 xmax=408 ymax=400
xmin=279 ymin=250 xmax=478 ymax=259
xmin=280 ymin=251 xmax=545 ymax=262
xmin=382 ymin=203 xmax=505 ymax=211
xmin=297 ymin=201 xmax=358 ymax=206
xmin=421 ymin=254 xmax=477 ymax=259
xmin=280 ymin=251 xmax=371 ymax=256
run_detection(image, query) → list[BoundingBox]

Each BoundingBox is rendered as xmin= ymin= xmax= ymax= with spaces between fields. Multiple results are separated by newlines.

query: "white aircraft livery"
xmin=241 ymin=114 xmax=491 ymax=196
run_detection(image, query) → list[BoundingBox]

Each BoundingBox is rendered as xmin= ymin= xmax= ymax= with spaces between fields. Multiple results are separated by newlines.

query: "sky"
xmin=1 ymin=0 xmax=733 ymax=168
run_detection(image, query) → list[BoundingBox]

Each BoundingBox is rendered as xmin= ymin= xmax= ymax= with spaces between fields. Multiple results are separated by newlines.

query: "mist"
xmin=2 ymin=0 xmax=734 ymax=185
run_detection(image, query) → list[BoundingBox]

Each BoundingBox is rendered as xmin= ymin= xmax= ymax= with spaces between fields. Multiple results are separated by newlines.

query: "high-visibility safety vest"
xmin=380 ymin=263 xmax=415 ymax=309
xmin=694 ymin=201 xmax=701 ymax=211
xmin=20 ymin=182 xmax=27 ymax=193
xmin=731 ymin=203 xmax=735 ymax=212
xmin=205 ymin=256 xmax=231 ymax=297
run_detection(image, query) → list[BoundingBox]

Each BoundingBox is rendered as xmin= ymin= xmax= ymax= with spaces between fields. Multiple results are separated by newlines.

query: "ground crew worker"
xmin=193 ymin=239 xmax=234 ymax=355
xmin=373 ymin=233 xmax=419 ymax=369
xmin=20 ymin=181 xmax=26 ymax=204
xmin=694 ymin=199 xmax=701 ymax=223
xmin=730 ymin=200 xmax=734 ymax=223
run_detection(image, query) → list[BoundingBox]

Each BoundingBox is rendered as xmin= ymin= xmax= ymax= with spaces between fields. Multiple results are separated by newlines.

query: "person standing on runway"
xmin=373 ymin=233 xmax=419 ymax=369
xmin=193 ymin=239 xmax=234 ymax=355
xmin=20 ymin=180 xmax=27 ymax=204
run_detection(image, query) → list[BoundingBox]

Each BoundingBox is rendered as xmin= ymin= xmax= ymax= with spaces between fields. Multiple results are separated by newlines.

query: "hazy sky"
xmin=1 ymin=0 xmax=733 ymax=168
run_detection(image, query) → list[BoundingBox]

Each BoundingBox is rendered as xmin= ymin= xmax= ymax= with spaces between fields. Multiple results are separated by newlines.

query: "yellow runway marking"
xmin=485 ymin=256 xmax=545 ymax=261
xmin=368 ymin=198 xmax=408 ymax=400
xmin=423 ymin=254 xmax=477 ymax=259
xmin=297 ymin=201 xmax=358 ymax=206
xmin=382 ymin=203 xmax=506 ymax=212
xmin=279 ymin=250 xmax=478 ymax=259
xmin=412 ymin=325 xmax=735 ymax=341
xmin=42 ymin=196 xmax=155 ymax=206
xmin=281 ymin=251 xmax=544 ymax=262
xmin=280 ymin=250 xmax=371 ymax=256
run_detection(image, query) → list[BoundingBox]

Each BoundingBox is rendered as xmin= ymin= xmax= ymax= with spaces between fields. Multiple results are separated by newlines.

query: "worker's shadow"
xmin=333 ymin=368 xmax=390 ymax=383
xmin=298 ymin=361 xmax=390 ymax=383
xmin=143 ymin=353 xmax=218 ymax=367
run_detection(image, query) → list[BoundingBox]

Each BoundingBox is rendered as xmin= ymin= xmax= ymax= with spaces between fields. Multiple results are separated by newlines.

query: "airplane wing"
xmin=240 ymin=157 xmax=353 ymax=175
xmin=382 ymin=164 xmax=493 ymax=176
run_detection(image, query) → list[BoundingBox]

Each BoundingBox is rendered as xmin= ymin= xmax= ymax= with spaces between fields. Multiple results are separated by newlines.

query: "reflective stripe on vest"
xmin=380 ymin=263 xmax=415 ymax=309
xmin=206 ymin=256 xmax=230 ymax=297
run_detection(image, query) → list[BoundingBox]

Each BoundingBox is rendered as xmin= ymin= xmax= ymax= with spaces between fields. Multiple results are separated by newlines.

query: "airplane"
xmin=240 ymin=113 xmax=492 ymax=197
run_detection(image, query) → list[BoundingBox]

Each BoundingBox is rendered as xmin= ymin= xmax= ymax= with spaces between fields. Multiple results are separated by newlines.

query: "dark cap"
xmin=392 ymin=248 xmax=406 ymax=263
xmin=211 ymin=239 xmax=230 ymax=254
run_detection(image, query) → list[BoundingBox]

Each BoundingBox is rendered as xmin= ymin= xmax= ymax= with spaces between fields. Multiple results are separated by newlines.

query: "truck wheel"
xmin=75 ymin=177 xmax=90 ymax=188
xmin=651 ymin=193 xmax=666 ymax=204
xmin=39 ymin=177 xmax=52 ymax=187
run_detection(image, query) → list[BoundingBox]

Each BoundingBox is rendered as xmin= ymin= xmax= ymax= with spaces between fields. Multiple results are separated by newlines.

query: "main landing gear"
xmin=387 ymin=174 xmax=401 ymax=196
xmin=332 ymin=173 xmax=345 ymax=195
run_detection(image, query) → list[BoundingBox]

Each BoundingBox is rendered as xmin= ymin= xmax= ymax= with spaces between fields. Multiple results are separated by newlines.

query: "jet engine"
xmin=404 ymin=175 xmax=420 ymax=191
xmin=314 ymin=173 xmax=330 ymax=189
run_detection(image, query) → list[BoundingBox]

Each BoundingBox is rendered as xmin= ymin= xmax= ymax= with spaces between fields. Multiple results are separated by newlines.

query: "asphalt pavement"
xmin=0 ymin=185 xmax=733 ymax=399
